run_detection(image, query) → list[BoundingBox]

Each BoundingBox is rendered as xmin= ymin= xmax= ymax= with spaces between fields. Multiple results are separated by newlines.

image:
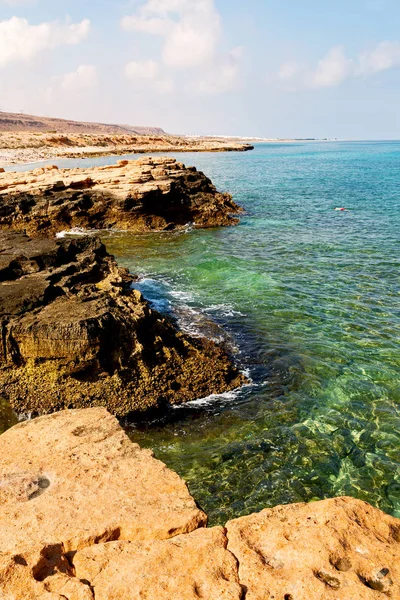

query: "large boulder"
xmin=0 ymin=231 xmax=245 ymax=416
xmin=0 ymin=157 xmax=243 ymax=236
xmin=0 ymin=409 xmax=244 ymax=599
xmin=0 ymin=408 xmax=209 ymax=599
xmin=226 ymin=496 xmax=400 ymax=599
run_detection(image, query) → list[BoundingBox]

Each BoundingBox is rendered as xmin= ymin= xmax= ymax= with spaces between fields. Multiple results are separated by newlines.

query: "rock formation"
xmin=226 ymin=497 xmax=400 ymax=599
xmin=0 ymin=408 xmax=399 ymax=599
xmin=0 ymin=157 xmax=243 ymax=236
xmin=0 ymin=231 xmax=245 ymax=416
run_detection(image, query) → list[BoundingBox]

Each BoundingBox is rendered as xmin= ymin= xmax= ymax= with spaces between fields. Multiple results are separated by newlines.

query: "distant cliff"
xmin=0 ymin=111 xmax=166 ymax=136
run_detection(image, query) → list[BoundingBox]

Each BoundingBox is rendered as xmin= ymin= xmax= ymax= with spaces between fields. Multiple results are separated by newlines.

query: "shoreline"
xmin=0 ymin=133 xmax=254 ymax=168
xmin=0 ymin=158 xmax=248 ymax=417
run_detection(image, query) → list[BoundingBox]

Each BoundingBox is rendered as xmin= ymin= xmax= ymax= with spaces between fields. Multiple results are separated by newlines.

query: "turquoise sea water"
xmin=3 ymin=142 xmax=400 ymax=523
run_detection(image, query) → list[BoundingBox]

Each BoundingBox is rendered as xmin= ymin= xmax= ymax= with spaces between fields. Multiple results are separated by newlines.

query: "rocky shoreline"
xmin=0 ymin=157 xmax=247 ymax=417
xmin=0 ymin=408 xmax=399 ymax=599
xmin=0 ymin=132 xmax=254 ymax=168
xmin=0 ymin=231 xmax=245 ymax=417
xmin=0 ymin=157 xmax=243 ymax=236
xmin=1 ymin=155 xmax=398 ymax=599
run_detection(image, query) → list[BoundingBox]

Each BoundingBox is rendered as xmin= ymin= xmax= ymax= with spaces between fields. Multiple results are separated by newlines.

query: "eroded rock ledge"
xmin=0 ymin=231 xmax=245 ymax=416
xmin=0 ymin=157 xmax=243 ymax=236
xmin=0 ymin=409 xmax=399 ymax=599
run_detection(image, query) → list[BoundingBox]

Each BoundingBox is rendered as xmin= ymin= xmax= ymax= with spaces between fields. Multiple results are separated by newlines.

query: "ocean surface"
xmin=2 ymin=141 xmax=400 ymax=524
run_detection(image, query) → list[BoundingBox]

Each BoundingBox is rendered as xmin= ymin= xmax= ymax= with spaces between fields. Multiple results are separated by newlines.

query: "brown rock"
xmin=0 ymin=157 xmax=244 ymax=236
xmin=0 ymin=408 xmax=207 ymax=598
xmin=226 ymin=496 xmax=400 ymax=600
xmin=1 ymin=409 xmax=400 ymax=599
xmin=73 ymin=527 xmax=242 ymax=600
xmin=0 ymin=231 xmax=246 ymax=416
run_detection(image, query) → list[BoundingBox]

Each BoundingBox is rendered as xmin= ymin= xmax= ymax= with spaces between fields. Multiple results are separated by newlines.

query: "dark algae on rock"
xmin=0 ymin=231 xmax=245 ymax=417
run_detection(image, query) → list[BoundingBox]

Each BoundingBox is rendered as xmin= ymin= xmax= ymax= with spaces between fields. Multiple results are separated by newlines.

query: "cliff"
xmin=0 ymin=408 xmax=399 ymax=599
xmin=0 ymin=111 xmax=166 ymax=136
xmin=0 ymin=231 xmax=245 ymax=417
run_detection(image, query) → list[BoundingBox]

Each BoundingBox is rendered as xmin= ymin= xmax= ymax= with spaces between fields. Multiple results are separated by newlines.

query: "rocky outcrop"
xmin=0 ymin=231 xmax=245 ymax=416
xmin=0 ymin=408 xmax=399 ymax=599
xmin=226 ymin=497 xmax=400 ymax=599
xmin=0 ymin=408 xmax=210 ymax=599
xmin=0 ymin=157 xmax=243 ymax=235
xmin=73 ymin=528 xmax=242 ymax=600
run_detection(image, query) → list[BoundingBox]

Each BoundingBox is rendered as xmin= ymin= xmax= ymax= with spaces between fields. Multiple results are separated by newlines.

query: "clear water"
xmin=2 ymin=142 xmax=400 ymax=524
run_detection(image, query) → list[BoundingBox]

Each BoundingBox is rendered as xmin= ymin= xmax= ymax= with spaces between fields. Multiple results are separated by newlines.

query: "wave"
xmin=204 ymin=303 xmax=245 ymax=318
xmin=56 ymin=227 xmax=100 ymax=238
xmin=172 ymin=370 xmax=254 ymax=408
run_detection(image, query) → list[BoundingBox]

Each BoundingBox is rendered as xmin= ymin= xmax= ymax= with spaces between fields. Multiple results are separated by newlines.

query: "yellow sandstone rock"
xmin=1 ymin=409 xmax=399 ymax=599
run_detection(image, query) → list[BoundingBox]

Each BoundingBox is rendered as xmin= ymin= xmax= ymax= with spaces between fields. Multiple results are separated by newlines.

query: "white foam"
xmin=172 ymin=373 xmax=254 ymax=408
xmin=170 ymin=289 xmax=194 ymax=302
xmin=56 ymin=227 xmax=98 ymax=238
xmin=205 ymin=303 xmax=245 ymax=318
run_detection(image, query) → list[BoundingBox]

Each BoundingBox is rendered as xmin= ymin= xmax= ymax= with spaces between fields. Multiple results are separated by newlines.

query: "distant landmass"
xmin=0 ymin=111 xmax=254 ymax=167
xmin=0 ymin=111 xmax=166 ymax=136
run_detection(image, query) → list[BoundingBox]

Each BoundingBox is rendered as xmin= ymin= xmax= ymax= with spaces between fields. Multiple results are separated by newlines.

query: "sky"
xmin=0 ymin=0 xmax=400 ymax=138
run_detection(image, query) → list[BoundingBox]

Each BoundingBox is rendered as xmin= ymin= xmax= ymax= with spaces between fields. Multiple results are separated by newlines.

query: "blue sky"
xmin=0 ymin=0 xmax=399 ymax=138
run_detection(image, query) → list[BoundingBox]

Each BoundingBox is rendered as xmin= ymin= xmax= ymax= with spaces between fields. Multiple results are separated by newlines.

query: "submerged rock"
xmin=0 ymin=157 xmax=243 ymax=236
xmin=0 ymin=231 xmax=245 ymax=416
xmin=0 ymin=408 xmax=399 ymax=599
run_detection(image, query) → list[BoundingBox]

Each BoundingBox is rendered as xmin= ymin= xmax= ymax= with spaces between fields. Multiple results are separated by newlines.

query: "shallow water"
xmin=2 ymin=142 xmax=400 ymax=524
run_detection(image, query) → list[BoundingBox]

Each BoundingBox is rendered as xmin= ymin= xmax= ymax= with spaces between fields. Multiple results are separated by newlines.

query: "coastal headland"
xmin=0 ymin=157 xmax=243 ymax=236
xmin=0 ymin=408 xmax=399 ymax=599
xmin=0 ymin=111 xmax=254 ymax=167
xmin=0 ymin=157 xmax=246 ymax=417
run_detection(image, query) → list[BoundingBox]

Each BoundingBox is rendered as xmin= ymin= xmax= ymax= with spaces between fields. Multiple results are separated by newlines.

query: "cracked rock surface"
xmin=0 ymin=408 xmax=208 ymax=599
xmin=0 ymin=231 xmax=245 ymax=416
xmin=1 ymin=409 xmax=400 ymax=599
xmin=0 ymin=157 xmax=243 ymax=236
xmin=226 ymin=496 xmax=400 ymax=600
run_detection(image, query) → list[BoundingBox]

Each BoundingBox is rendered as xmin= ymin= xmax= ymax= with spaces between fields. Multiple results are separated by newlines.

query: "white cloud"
xmin=279 ymin=40 xmax=400 ymax=90
xmin=0 ymin=0 xmax=34 ymax=6
xmin=122 ymin=0 xmax=221 ymax=69
xmin=0 ymin=0 xmax=35 ymax=4
xmin=125 ymin=59 xmax=160 ymax=81
xmin=278 ymin=61 xmax=299 ymax=81
xmin=55 ymin=64 xmax=98 ymax=92
xmin=358 ymin=41 xmax=400 ymax=75
xmin=0 ymin=16 xmax=91 ymax=67
xmin=313 ymin=46 xmax=354 ymax=88
xmin=125 ymin=59 xmax=174 ymax=93
xmin=121 ymin=0 xmax=242 ymax=95
xmin=192 ymin=46 xmax=243 ymax=95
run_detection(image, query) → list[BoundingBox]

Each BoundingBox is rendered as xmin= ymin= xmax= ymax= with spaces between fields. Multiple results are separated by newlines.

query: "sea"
xmin=1 ymin=141 xmax=399 ymax=525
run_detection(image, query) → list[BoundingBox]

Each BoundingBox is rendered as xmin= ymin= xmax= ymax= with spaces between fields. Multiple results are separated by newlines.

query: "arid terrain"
xmin=0 ymin=111 xmax=254 ymax=166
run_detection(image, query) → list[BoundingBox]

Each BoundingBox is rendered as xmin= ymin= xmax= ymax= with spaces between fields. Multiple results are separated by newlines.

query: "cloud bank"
xmin=121 ymin=0 xmax=242 ymax=95
xmin=279 ymin=41 xmax=400 ymax=89
xmin=0 ymin=16 xmax=90 ymax=67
